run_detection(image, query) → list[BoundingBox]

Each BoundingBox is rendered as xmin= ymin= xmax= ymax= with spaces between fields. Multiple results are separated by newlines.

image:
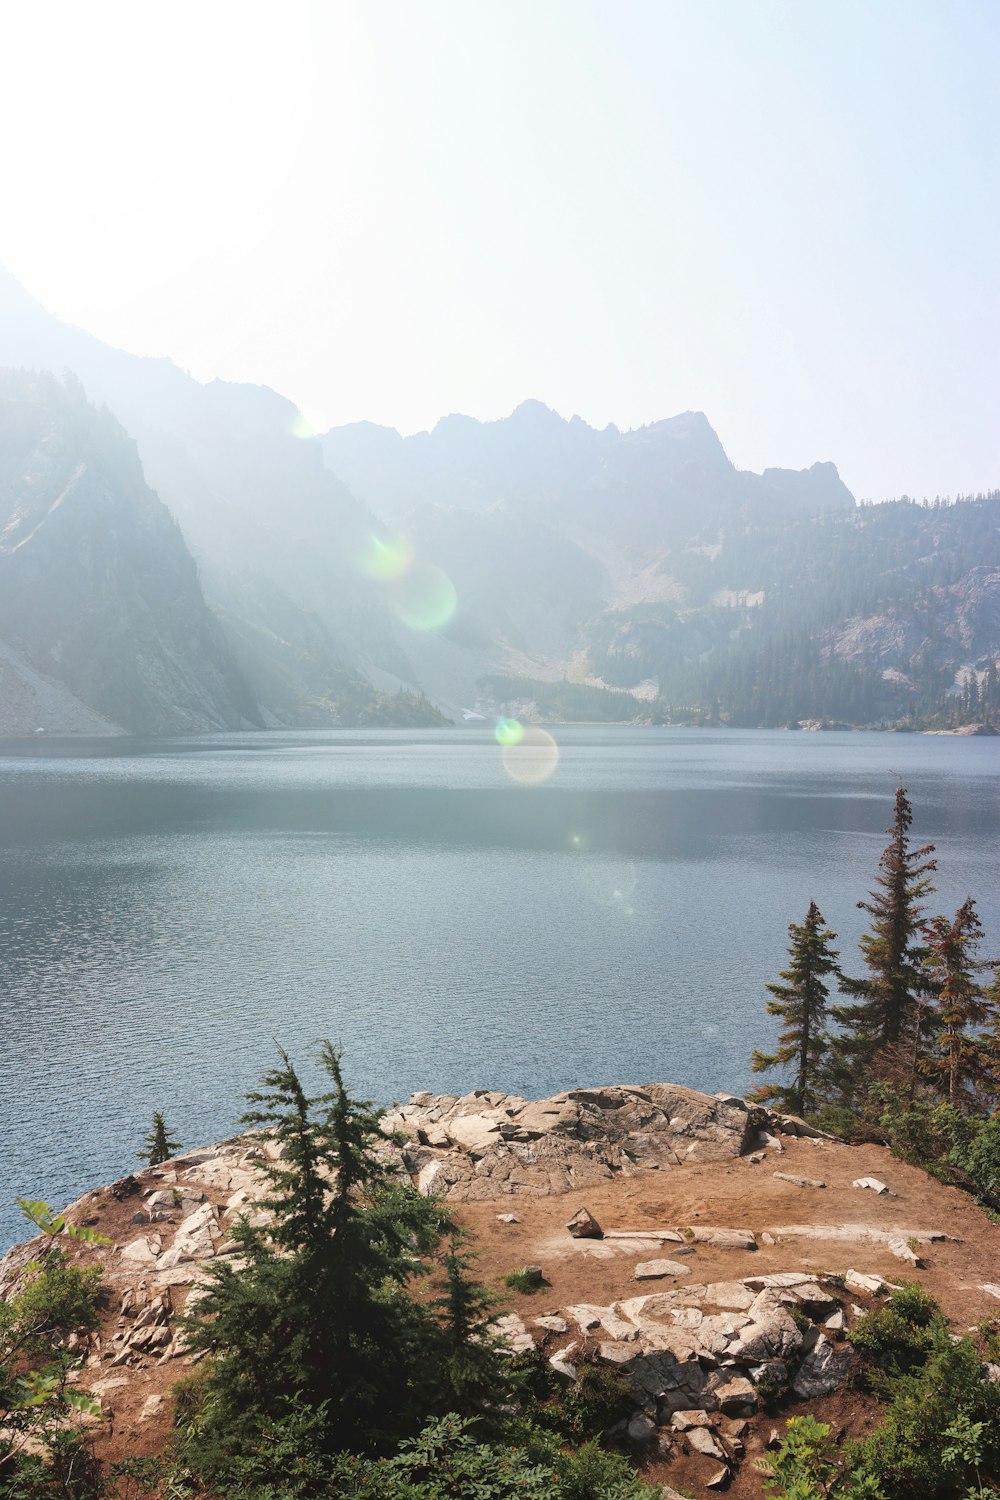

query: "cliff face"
xmin=0 ymin=371 xmax=260 ymax=735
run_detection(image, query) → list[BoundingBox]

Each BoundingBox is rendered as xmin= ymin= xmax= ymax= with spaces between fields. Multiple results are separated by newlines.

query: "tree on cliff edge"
xmin=138 ymin=1111 xmax=181 ymax=1167
xmin=180 ymin=1044 xmax=498 ymax=1464
xmin=833 ymin=786 xmax=937 ymax=1079
xmin=751 ymin=901 xmax=839 ymax=1116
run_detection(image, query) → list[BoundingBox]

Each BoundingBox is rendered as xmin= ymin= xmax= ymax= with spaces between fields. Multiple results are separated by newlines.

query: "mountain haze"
xmin=0 ymin=371 xmax=257 ymax=735
xmin=2 ymin=269 xmax=999 ymax=730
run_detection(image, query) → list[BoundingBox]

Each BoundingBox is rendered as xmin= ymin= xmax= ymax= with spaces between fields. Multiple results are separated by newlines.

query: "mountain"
xmin=320 ymin=402 xmax=858 ymax=711
xmin=0 ymin=270 xmax=428 ymax=724
xmin=321 ymin=401 xmax=854 ymax=546
xmin=4 ymin=269 xmax=998 ymax=730
xmin=0 ymin=370 xmax=258 ymax=734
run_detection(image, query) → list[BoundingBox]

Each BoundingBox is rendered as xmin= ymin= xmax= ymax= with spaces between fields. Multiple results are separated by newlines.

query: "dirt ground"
xmin=76 ymin=1131 xmax=1000 ymax=1496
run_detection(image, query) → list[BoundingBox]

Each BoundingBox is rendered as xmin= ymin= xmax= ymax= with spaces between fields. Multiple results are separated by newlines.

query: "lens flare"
xmin=389 ymin=561 xmax=458 ymax=631
xmin=291 ymin=411 xmax=315 ymax=439
xmin=357 ymin=532 xmax=414 ymax=581
xmin=501 ymin=725 xmax=560 ymax=785
xmin=495 ymin=718 xmax=525 ymax=746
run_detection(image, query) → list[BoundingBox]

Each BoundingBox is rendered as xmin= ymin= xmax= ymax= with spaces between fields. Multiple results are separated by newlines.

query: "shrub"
xmin=847 ymin=1331 xmax=1000 ymax=1497
xmin=950 ymin=1114 xmax=1000 ymax=1205
xmin=549 ymin=1363 xmax=636 ymax=1442
xmin=760 ymin=1414 xmax=883 ymax=1499
xmin=502 ymin=1268 xmax=543 ymax=1295
xmin=13 ymin=1263 xmax=103 ymax=1342
xmin=847 ymin=1282 xmax=943 ymax=1384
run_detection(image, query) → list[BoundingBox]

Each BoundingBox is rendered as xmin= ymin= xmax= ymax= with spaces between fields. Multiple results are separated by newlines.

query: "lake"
xmin=1 ymin=726 xmax=998 ymax=1249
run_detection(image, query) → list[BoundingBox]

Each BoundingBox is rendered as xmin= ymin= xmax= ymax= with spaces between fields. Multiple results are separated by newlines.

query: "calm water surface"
xmin=1 ymin=726 xmax=998 ymax=1248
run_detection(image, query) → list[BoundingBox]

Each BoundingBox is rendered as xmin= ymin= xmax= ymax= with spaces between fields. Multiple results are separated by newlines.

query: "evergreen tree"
xmin=751 ymin=901 xmax=839 ymax=1115
xmin=833 ymin=788 xmax=937 ymax=1076
xmin=138 ymin=1111 xmax=181 ymax=1166
xmin=922 ymin=898 xmax=997 ymax=1108
xmin=428 ymin=1232 xmax=508 ymax=1420
xmin=182 ymin=1044 xmax=454 ymax=1460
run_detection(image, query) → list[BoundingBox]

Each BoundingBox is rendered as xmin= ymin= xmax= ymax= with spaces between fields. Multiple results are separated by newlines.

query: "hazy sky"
xmin=1 ymin=0 xmax=997 ymax=499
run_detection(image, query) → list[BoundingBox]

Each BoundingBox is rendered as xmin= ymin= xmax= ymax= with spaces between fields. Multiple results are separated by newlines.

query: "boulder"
xmin=703 ymin=1282 xmax=755 ymax=1310
xmin=728 ymin=1307 xmax=804 ymax=1364
xmin=687 ymin=1426 xmax=727 ymax=1460
xmin=635 ymin=1258 xmax=691 ymax=1280
xmin=791 ymin=1333 xmax=853 ymax=1399
xmin=845 ymin=1270 xmax=896 ymax=1297
xmin=493 ymin=1313 xmax=535 ymax=1356
xmin=671 ymin=1410 xmax=713 ymax=1430
xmin=444 ymin=1113 xmax=502 ymax=1156
xmin=687 ymin=1227 xmax=757 ymax=1250
xmin=627 ymin=1411 xmax=656 ymax=1442
xmin=714 ymin=1377 xmax=757 ymax=1416
xmin=566 ymin=1206 xmax=603 ymax=1239
xmin=549 ymin=1343 xmax=578 ymax=1379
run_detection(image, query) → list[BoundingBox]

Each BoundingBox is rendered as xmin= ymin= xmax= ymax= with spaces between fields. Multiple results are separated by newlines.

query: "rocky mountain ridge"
xmin=4 ymin=1080 xmax=999 ymax=1496
xmin=4 ymin=267 xmax=1000 ymax=728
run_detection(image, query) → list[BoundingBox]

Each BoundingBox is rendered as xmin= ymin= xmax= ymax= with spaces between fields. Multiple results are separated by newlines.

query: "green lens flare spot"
xmin=389 ymin=562 xmax=457 ymax=631
xmin=494 ymin=718 xmax=525 ymax=746
xmin=358 ymin=532 xmax=413 ymax=581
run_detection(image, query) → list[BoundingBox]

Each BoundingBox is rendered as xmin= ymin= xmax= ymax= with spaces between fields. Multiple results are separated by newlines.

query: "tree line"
xmin=750 ymin=787 xmax=1000 ymax=1204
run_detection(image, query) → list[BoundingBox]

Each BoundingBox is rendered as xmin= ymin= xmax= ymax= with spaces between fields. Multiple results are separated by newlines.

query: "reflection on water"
xmin=1 ymin=726 xmax=998 ymax=1247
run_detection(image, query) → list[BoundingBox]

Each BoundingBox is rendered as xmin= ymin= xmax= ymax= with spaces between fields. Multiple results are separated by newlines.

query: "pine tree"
xmin=833 ymin=787 xmax=937 ymax=1076
xmin=182 ymin=1044 xmax=453 ymax=1459
xmin=751 ymin=901 xmax=839 ymax=1116
xmin=921 ymin=898 xmax=997 ymax=1108
xmin=428 ymin=1231 xmax=508 ymax=1420
xmin=138 ymin=1110 xmax=181 ymax=1166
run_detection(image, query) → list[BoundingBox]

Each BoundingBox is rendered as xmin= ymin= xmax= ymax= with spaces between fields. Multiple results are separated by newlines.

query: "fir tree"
xmin=138 ymin=1110 xmax=181 ymax=1166
xmin=833 ymin=787 xmax=937 ymax=1075
xmin=922 ymin=898 xmax=997 ymax=1108
xmin=182 ymin=1044 xmax=453 ymax=1459
xmin=751 ymin=901 xmax=839 ymax=1116
xmin=428 ymin=1231 xmax=508 ymax=1420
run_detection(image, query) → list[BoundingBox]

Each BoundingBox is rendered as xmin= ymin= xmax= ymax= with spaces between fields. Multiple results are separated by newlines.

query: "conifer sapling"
xmin=752 ymin=900 xmax=839 ymax=1117
xmin=138 ymin=1111 xmax=181 ymax=1167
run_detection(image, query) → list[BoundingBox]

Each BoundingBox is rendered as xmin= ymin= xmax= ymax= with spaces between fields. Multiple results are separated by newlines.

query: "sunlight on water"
xmin=2 ymin=727 xmax=1000 ymax=1249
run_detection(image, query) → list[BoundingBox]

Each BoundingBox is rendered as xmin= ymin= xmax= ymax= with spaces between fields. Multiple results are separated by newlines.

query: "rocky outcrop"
xmin=0 ymin=1082 xmax=985 ymax=1493
xmin=382 ymin=1083 xmax=766 ymax=1201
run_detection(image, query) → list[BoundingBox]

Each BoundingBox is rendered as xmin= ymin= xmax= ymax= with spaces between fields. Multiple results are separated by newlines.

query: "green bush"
xmin=949 ymin=1114 xmax=1000 ymax=1204
xmin=502 ymin=1268 xmax=543 ymax=1295
xmin=12 ymin=1263 xmax=103 ymax=1342
xmin=847 ymin=1282 xmax=943 ymax=1384
xmin=545 ymin=1363 xmax=636 ymax=1442
xmin=218 ymin=1410 xmax=661 ymax=1500
xmin=760 ymin=1415 xmax=883 ymax=1499
xmin=847 ymin=1331 xmax=1000 ymax=1497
